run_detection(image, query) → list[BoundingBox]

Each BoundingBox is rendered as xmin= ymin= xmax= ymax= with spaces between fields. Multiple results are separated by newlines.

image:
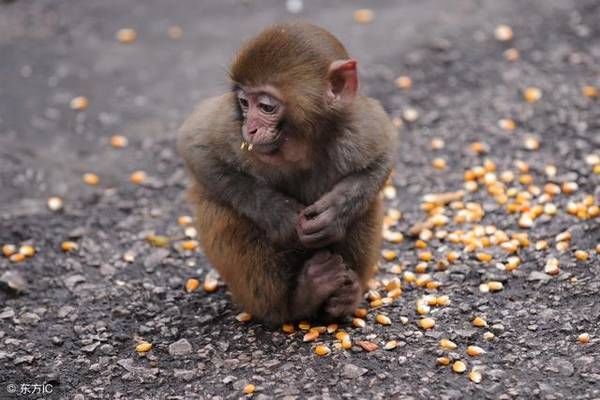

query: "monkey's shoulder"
xmin=178 ymin=93 xmax=241 ymax=149
xmin=333 ymin=97 xmax=397 ymax=169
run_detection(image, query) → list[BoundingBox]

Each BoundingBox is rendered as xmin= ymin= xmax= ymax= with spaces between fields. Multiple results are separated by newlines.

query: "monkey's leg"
xmin=190 ymin=185 xmax=296 ymax=325
xmin=324 ymin=197 xmax=385 ymax=319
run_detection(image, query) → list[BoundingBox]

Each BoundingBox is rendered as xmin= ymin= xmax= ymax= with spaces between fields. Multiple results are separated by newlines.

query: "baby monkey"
xmin=178 ymin=22 xmax=397 ymax=325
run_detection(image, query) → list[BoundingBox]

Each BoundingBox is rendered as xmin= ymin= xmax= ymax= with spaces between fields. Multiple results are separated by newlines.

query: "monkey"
xmin=178 ymin=22 xmax=398 ymax=326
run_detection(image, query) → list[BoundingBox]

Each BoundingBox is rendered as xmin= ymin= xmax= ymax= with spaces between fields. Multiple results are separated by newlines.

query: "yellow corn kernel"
xmin=452 ymin=360 xmax=467 ymax=373
xmin=136 ymin=342 xmax=152 ymax=353
xmin=472 ymin=317 xmax=487 ymax=327
xmin=185 ymin=278 xmax=200 ymax=293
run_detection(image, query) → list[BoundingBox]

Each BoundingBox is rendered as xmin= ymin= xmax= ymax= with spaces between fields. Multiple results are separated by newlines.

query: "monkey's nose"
xmin=248 ymin=127 xmax=258 ymax=135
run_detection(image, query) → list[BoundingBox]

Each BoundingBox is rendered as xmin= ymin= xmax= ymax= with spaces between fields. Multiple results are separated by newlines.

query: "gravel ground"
xmin=1 ymin=1 xmax=599 ymax=399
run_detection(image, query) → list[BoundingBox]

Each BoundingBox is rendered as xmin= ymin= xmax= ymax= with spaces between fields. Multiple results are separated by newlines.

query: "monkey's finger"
xmin=300 ymin=230 xmax=336 ymax=248
xmin=299 ymin=211 xmax=333 ymax=234
xmin=302 ymin=201 xmax=329 ymax=219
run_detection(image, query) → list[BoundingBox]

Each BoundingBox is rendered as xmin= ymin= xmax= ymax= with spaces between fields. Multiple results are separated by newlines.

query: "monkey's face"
xmin=236 ymin=86 xmax=286 ymax=155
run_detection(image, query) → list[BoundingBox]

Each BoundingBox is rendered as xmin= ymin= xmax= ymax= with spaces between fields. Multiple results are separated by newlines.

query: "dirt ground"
xmin=1 ymin=0 xmax=599 ymax=399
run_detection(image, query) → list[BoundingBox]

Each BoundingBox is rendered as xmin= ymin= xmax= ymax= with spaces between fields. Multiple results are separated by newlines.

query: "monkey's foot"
xmin=290 ymin=251 xmax=360 ymax=321
xmin=321 ymin=267 xmax=361 ymax=321
xmin=291 ymin=251 xmax=348 ymax=319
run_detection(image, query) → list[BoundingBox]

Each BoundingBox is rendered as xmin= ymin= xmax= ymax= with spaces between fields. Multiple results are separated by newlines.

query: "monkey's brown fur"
xmin=179 ymin=23 xmax=397 ymax=325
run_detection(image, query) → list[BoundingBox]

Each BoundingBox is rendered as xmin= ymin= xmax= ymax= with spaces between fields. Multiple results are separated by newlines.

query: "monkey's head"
xmin=230 ymin=23 xmax=358 ymax=160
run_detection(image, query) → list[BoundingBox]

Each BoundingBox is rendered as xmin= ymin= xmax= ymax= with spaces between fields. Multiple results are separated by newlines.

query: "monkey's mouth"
xmin=241 ymin=132 xmax=283 ymax=155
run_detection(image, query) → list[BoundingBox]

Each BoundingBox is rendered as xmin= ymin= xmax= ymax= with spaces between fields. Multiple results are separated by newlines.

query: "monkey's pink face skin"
xmin=237 ymin=87 xmax=285 ymax=154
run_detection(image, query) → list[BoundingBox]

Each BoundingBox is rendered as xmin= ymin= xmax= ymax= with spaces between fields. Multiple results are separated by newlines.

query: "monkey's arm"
xmin=179 ymin=95 xmax=304 ymax=247
xmin=298 ymin=98 xmax=397 ymax=248
xmin=297 ymin=154 xmax=391 ymax=248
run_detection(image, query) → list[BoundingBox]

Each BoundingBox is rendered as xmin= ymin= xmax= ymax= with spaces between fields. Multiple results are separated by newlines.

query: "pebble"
xmin=342 ymin=364 xmax=368 ymax=379
xmin=168 ymin=338 xmax=192 ymax=356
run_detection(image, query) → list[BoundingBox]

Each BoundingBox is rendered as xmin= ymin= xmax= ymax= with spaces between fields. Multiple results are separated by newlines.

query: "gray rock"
xmin=527 ymin=271 xmax=552 ymax=282
xmin=19 ymin=312 xmax=40 ymax=325
xmin=173 ymin=369 xmax=196 ymax=381
xmin=63 ymin=274 xmax=86 ymax=291
xmin=342 ymin=363 xmax=368 ymax=379
xmin=81 ymin=342 xmax=100 ymax=353
xmin=0 ymin=271 xmax=27 ymax=292
xmin=169 ymin=338 xmax=192 ymax=356
xmin=0 ymin=308 xmax=15 ymax=319
xmin=548 ymin=358 xmax=575 ymax=376
xmin=144 ymin=249 xmax=170 ymax=271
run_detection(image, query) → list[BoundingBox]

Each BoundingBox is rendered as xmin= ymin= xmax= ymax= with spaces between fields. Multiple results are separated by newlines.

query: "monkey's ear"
xmin=327 ymin=59 xmax=358 ymax=104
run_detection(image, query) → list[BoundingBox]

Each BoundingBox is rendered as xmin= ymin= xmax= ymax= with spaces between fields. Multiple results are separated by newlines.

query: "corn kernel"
xmin=61 ymin=241 xmax=78 ymax=252
xmin=504 ymin=48 xmax=519 ymax=61
xmin=574 ymin=250 xmax=589 ymax=261
xmin=439 ymin=338 xmax=457 ymax=350
xmin=418 ymin=317 xmax=435 ymax=330
xmin=185 ymin=278 xmax=200 ymax=293
xmin=376 ymin=314 xmax=392 ymax=326
xmin=452 ymin=360 xmax=467 ymax=373
xmin=235 ymin=312 xmax=252 ymax=322
xmin=383 ymin=340 xmax=397 ymax=350
xmin=47 ymin=196 xmax=64 ymax=211
xmin=130 ymin=170 xmax=146 ymax=185
xmin=488 ymin=281 xmax=504 ymax=292
xmin=353 ymin=8 xmax=374 ymax=23
xmin=243 ymin=384 xmax=256 ymax=395
xmin=582 ymin=85 xmax=598 ymax=98
xmin=437 ymin=356 xmax=451 ymax=366
xmin=70 ymin=96 xmax=89 ymax=110
xmin=282 ymin=323 xmax=295 ymax=334
xmin=469 ymin=370 xmax=482 ymax=383
xmin=395 ymin=75 xmax=412 ymax=89
xmin=2 ymin=244 xmax=16 ymax=257
xmin=523 ymin=87 xmax=542 ymax=103
xmin=303 ymin=331 xmax=319 ymax=342
xmin=136 ymin=342 xmax=152 ymax=353
xmin=578 ymin=333 xmax=590 ymax=344
xmin=83 ymin=173 xmax=99 ymax=186
xmin=353 ymin=318 xmax=366 ymax=328
xmin=19 ymin=245 xmax=35 ymax=257
xmin=116 ymin=28 xmax=137 ymax=43
xmin=472 ymin=317 xmax=487 ymax=327
xmin=494 ymin=24 xmax=513 ymax=41
xmin=466 ymin=345 xmax=486 ymax=357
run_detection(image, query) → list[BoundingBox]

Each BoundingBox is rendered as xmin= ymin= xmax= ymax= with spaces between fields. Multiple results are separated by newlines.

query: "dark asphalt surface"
xmin=1 ymin=1 xmax=599 ymax=399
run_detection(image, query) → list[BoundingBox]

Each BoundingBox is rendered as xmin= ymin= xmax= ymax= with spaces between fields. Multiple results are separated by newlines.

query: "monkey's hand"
xmin=297 ymin=192 xmax=347 ymax=248
xmin=266 ymin=199 xmax=305 ymax=247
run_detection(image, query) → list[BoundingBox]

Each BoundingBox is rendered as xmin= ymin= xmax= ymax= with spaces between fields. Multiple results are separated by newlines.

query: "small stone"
xmin=342 ymin=363 xmax=368 ymax=379
xmin=169 ymin=338 xmax=192 ymax=356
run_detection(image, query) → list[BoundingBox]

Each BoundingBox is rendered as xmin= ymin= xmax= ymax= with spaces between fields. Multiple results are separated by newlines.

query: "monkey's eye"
xmin=238 ymin=97 xmax=249 ymax=109
xmin=258 ymin=103 xmax=277 ymax=114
